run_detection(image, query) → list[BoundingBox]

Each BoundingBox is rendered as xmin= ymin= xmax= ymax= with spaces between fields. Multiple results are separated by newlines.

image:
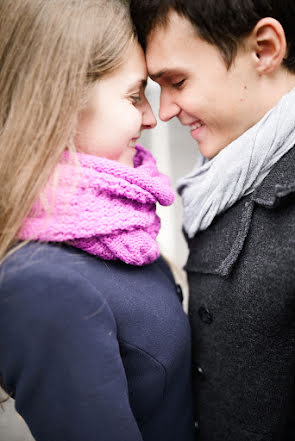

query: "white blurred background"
xmin=141 ymin=80 xmax=198 ymax=268
xmin=0 ymin=79 xmax=199 ymax=441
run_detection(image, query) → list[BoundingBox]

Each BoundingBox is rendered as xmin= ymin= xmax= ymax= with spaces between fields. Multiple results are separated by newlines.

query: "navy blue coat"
xmin=0 ymin=243 xmax=195 ymax=441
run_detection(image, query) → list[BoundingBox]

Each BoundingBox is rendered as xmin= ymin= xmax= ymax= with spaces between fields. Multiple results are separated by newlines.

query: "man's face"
xmin=146 ymin=11 xmax=265 ymax=159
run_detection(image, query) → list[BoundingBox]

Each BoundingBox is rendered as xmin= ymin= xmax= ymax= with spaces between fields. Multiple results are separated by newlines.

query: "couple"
xmin=0 ymin=1 xmax=295 ymax=440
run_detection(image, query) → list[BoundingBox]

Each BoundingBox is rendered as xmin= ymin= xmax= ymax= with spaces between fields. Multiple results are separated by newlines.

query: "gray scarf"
xmin=177 ymin=86 xmax=295 ymax=239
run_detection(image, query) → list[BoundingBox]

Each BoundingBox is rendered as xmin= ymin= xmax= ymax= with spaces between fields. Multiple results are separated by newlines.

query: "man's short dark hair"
xmin=130 ymin=0 xmax=295 ymax=72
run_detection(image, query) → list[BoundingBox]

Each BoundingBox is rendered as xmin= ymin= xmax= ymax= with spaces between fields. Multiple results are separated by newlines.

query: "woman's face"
xmin=74 ymin=41 xmax=157 ymax=167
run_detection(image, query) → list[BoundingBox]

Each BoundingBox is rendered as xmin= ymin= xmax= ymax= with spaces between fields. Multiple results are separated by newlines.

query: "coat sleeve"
xmin=0 ymin=264 xmax=143 ymax=441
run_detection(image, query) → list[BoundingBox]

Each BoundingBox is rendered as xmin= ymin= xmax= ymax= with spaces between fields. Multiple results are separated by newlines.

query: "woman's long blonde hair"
xmin=0 ymin=0 xmax=134 ymax=261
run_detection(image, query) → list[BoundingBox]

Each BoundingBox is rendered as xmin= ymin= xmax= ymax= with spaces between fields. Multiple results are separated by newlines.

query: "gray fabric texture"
xmin=177 ymin=85 xmax=295 ymax=238
xmin=186 ymin=146 xmax=295 ymax=441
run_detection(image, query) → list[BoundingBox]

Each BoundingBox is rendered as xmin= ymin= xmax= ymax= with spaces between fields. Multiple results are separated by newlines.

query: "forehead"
xmin=121 ymin=41 xmax=147 ymax=78
xmin=145 ymin=10 xmax=199 ymax=77
xmin=102 ymin=40 xmax=147 ymax=89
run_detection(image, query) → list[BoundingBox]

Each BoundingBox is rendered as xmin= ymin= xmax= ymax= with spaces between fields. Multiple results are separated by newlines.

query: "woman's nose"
xmin=141 ymin=101 xmax=157 ymax=130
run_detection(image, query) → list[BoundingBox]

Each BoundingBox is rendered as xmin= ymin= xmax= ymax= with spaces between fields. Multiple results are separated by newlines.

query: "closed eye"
xmin=129 ymin=94 xmax=142 ymax=105
xmin=172 ymin=79 xmax=185 ymax=89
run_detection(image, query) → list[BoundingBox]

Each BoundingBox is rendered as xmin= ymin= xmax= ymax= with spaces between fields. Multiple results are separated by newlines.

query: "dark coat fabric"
xmin=0 ymin=243 xmax=195 ymax=441
xmin=186 ymin=147 xmax=295 ymax=441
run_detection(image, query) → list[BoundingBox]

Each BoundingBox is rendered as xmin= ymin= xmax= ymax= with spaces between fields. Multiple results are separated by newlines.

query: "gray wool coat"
xmin=186 ymin=147 xmax=295 ymax=441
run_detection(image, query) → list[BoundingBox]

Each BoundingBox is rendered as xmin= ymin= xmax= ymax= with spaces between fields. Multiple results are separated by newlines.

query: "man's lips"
xmin=180 ymin=119 xmax=205 ymax=131
xmin=188 ymin=120 xmax=206 ymax=142
xmin=189 ymin=120 xmax=204 ymax=131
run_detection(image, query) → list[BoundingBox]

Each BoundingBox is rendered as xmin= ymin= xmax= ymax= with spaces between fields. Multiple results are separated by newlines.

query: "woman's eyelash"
xmin=128 ymin=93 xmax=142 ymax=104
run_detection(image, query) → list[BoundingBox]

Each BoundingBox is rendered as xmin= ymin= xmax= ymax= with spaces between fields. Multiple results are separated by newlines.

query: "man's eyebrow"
xmin=149 ymin=69 xmax=183 ymax=81
xmin=126 ymin=79 xmax=147 ymax=92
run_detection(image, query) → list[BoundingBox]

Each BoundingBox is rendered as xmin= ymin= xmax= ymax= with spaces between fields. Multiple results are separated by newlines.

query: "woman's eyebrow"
xmin=126 ymin=79 xmax=147 ymax=92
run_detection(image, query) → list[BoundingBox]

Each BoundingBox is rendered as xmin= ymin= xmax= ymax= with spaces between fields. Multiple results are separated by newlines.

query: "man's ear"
xmin=251 ymin=17 xmax=287 ymax=74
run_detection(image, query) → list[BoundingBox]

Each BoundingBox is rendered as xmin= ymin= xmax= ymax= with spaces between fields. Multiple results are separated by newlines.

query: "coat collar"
xmin=185 ymin=146 xmax=295 ymax=277
xmin=252 ymin=146 xmax=295 ymax=208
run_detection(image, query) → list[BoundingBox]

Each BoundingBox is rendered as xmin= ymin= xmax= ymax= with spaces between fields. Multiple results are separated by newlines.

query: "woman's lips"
xmin=128 ymin=139 xmax=139 ymax=148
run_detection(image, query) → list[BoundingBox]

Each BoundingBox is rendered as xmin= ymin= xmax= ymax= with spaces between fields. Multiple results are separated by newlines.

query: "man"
xmin=130 ymin=1 xmax=295 ymax=440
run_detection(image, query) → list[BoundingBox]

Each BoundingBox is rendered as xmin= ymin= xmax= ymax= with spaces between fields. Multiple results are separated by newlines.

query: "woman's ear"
xmin=251 ymin=17 xmax=287 ymax=75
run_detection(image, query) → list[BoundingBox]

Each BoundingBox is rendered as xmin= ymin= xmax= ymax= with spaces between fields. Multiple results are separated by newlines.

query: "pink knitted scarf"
xmin=19 ymin=146 xmax=175 ymax=265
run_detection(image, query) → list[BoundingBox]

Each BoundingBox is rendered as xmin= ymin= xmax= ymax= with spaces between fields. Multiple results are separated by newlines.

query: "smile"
xmin=128 ymin=138 xmax=139 ymax=148
xmin=190 ymin=120 xmax=204 ymax=131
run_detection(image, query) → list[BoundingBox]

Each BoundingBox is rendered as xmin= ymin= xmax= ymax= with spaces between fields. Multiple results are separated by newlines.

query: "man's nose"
xmin=159 ymin=92 xmax=180 ymax=122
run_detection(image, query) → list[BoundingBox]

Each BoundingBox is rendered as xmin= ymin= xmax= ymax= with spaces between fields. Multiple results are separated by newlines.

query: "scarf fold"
xmin=20 ymin=145 xmax=175 ymax=265
xmin=177 ymin=86 xmax=295 ymax=238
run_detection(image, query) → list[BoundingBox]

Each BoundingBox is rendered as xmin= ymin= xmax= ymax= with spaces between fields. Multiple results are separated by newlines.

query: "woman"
xmin=0 ymin=1 xmax=195 ymax=440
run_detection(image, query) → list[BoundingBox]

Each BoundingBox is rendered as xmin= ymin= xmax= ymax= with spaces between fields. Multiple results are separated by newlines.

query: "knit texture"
xmin=19 ymin=146 xmax=175 ymax=265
